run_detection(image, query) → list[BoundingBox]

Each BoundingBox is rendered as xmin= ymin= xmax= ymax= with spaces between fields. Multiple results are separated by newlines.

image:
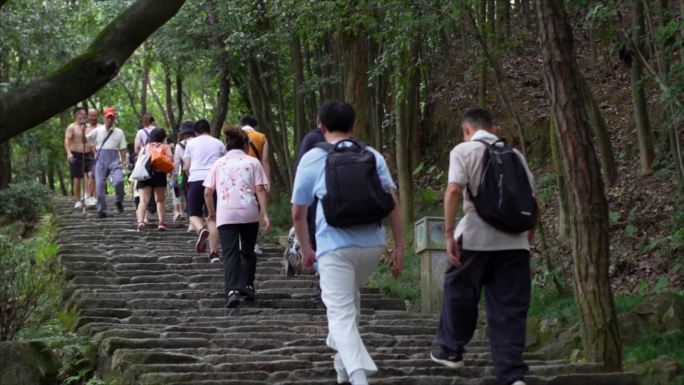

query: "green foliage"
xmin=624 ymin=331 xmax=684 ymax=366
xmin=528 ymin=285 xmax=579 ymax=324
xmin=368 ymin=228 xmax=420 ymax=308
xmin=0 ymin=215 xmax=61 ymax=341
xmin=22 ymin=311 xmax=101 ymax=385
xmin=0 ymin=182 xmax=52 ymax=223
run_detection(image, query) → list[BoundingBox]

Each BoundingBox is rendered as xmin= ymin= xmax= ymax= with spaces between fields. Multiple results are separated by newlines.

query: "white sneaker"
xmin=74 ymin=200 xmax=83 ymax=209
xmin=173 ymin=212 xmax=181 ymax=223
xmin=86 ymin=197 xmax=97 ymax=207
xmin=255 ymin=244 xmax=263 ymax=254
xmin=511 ymin=381 xmax=526 ymax=385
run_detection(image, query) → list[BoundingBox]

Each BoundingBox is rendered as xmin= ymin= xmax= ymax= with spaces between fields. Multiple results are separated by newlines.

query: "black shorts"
xmin=187 ymin=180 xmax=216 ymax=217
xmin=136 ymin=172 xmax=167 ymax=189
xmin=69 ymin=152 xmax=93 ymax=178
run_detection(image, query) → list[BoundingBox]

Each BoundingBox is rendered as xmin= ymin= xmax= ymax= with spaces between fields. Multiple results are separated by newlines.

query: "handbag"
xmin=130 ymin=147 xmax=152 ymax=181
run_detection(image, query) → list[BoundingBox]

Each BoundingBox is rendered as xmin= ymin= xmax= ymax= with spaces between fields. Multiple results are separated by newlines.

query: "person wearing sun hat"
xmin=86 ymin=107 xmax=128 ymax=218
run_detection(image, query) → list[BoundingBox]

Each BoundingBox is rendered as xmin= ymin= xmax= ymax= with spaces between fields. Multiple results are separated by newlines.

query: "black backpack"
xmin=468 ymin=139 xmax=537 ymax=234
xmin=315 ymin=139 xmax=395 ymax=227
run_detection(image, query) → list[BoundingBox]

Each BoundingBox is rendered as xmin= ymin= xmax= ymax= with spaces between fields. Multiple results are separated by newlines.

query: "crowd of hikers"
xmin=64 ymin=101 xmax=535 ymax=385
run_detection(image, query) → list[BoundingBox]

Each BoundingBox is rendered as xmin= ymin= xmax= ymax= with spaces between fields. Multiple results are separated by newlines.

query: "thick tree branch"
xmin=0 ymin=0 xmax=186 ymax=142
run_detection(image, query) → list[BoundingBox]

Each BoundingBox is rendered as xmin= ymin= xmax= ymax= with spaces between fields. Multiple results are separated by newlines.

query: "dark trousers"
xmin=436 ymin=248 xmax=531 ymax=385
xmin=218 ymin=222 xmax=259 ymax=297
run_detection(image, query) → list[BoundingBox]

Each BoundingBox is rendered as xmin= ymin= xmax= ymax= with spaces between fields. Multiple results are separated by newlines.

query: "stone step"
xmin=52 ymin=198 xmax=634 ymax=385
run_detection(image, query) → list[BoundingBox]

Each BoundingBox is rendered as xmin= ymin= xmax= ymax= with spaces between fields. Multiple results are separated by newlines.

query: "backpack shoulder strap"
xmin=314 ymin=142 xmax=334 ymax=152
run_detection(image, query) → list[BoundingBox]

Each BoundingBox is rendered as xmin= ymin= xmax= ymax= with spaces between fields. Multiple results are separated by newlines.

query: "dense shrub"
xmin=0 ymin=182 xmax=52 ymax=222
xmin=0 ymin=217 xmax=61 ymax=341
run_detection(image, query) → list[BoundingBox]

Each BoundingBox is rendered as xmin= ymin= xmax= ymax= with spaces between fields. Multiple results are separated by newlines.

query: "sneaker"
xmin=334 ymin=354 xmax=348 ymax=384
xmin=158 ymin=222 xmax=168 ymax=231
xmin=209 ymin=251 xmax=220 ymax=264
xmin=239 ymin=285 xmax=255 ymax=301
xmin=254 ymin=244 xmax=263 ymax=254
xmin=74 ymin=200 xmax=83 ymax=209
xmin=97 ymin=211 xmax=107 ymax=219
xmin=116 ymin=202 xmax=124 ymax=213
xmin=195 ymin=228 xmax=209 ymax=253
xmin=187 ymin=224 xmax=193 ymax=232
xmin=226 ymin=290 xmax=240 ymax=308
xmin=173 ymin=212 xmax=182 ymax=223
xmin=510 ymin=381 xmax=526 ymax=385
xmin=430 ymin=346 xmax=464 ymax=369
xmin=137 ymin=222 xmax=146 ymax=232
xmin=86 ymin=197 xmax=98 ymax=208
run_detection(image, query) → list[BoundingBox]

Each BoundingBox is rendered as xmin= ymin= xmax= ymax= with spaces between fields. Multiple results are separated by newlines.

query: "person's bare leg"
xmin=137 ymin=187 xmax=151 ymax=223
xmin=207 ymin=219 xmax=218 ymax=253
xmin=189 ymin=216 xmax=204 ymax=232
xmin=72 ymin=178 xmax=82 ymax=203
xmin=86 ymin=173 xmax=95 ymax=199
xmin=154 ymin=187 xmax=166 ymax=224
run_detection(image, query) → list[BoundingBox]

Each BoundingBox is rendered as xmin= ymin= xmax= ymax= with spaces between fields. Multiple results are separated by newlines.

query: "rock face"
xmin=55 ymin=198 xmax=637 ymax=385
xmin=0 ymin=340 xmax=60 ymax=385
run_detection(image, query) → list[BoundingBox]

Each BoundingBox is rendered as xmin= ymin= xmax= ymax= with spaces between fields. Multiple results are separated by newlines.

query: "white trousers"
xmin=318 ymin=245 xmax=384 ymax=376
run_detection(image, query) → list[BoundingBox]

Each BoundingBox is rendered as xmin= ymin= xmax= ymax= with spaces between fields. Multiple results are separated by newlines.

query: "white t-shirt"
xmin=183 ymin=134 xmax=225 ymax=182
xmin=134 ymin=126 xmax=154 ymax=152
xmin=448 ymin=129 xmax=536 ymax=251
xmin=86 ymin=126 xmax=127 ymax=151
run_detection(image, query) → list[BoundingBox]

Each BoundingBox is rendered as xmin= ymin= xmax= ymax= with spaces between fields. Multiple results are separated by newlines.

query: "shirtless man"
xmin=84 ymin=109 xmax=103 ymax=207
xmin=64 ymin=107 xmax=95 ymax=209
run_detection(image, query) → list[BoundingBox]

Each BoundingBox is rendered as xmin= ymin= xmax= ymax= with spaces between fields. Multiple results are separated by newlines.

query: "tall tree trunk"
xmin=580 ymin=76 xmax=618 ymax=186
xmin=478 ymin=0 xmax=488 ymax=107
xmin=496 ymin=0 xmax=511 ymax=42
xmin=0 ymin=141 xmax=10 ymax=189
xmin=395 ymin=94 xmax=414 ymax=225
xmin=550 ymin=115 xmax=571 ymax=244
xmin=47 ymin=162 xmax=55 ymax=191
xmin=141 ymin=60 xmax=150 ymax=115
xmin=164 ymin=67 xmax=178 ymax=131
xmin=589 ymin=28 xmax=599 ymax=67
xmin=303 ymin=42 xmax=318 ymax=126
xmin=56 ymin=165 xmax=67 ymax=196
xmin=537 ymin=0 xmax=622 ymax=371
xmin=247 ymin=55 xmax=291 ymax=193
xmin=148 ymin=78 xmax=171 ymax=129
xmin=343 ymin=29 xmax=372 ymax=143
xmin=274 ymin=58 xmax=294 ymax=185
xmin=631 ymin=0 xmax=655 ymax=176
xmin=408 ymin=41 xmax=422 ymax=170
xmin=176 ymin=71 xmax=184 ymax=131
xmin=206 ymin=0 xmax=230 ymax=138
xmin=290 ymin=34 xmax=307 ymax=147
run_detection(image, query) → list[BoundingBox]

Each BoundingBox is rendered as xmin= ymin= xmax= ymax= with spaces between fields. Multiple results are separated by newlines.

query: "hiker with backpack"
xmin=184 ymin=119 xmax=225 ymax=262
xmin=135 ymin=128 xmax=174 ymax=231
xmin=86 ymin=107 xmax=128 ymax=218
xmin=134 ymin=114 xmax=157 ymax=217
xmin=172 ymin=121 xmax=195 ymax=222
xmin=204 ymin=127 xmax=270 ymax=308
xmin=291 ymin=100 xmax=405 ymax=385
xmin=429 ymin=108 xmax=537 ymax=385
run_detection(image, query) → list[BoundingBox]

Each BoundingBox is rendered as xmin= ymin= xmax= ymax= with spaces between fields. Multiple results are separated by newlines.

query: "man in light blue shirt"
xmin=291 ymin=100 xmax=405 ymax=385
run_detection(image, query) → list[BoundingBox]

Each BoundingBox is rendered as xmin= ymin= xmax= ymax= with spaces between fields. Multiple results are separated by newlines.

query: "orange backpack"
xmin=149 ymin=143 xmax=174 ymax=174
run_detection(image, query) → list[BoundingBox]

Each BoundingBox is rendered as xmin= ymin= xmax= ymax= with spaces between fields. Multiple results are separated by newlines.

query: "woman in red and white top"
xmin=136 ymin=128 xmax=173 ymax=231
xmin=204 ymin=127 xmax=270 ymax=309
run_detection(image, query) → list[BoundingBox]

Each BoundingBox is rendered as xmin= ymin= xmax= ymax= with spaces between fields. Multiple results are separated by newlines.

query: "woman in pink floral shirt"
xmin=204 ymin=127 xmax=270 ymax=308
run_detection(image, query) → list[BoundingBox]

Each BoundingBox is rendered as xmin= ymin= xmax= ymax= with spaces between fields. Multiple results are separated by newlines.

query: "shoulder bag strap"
xmin=95 ymin=129 xmax=115 ymax=163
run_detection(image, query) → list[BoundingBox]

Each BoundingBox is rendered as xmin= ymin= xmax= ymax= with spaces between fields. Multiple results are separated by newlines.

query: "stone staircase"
xmin=54 ymin=198 xmax=636 ymax=385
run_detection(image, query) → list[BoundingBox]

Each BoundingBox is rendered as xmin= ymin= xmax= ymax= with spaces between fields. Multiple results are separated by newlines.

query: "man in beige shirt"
xmin=430 ymin=108 xmax=536 ymax=385
xmin=64 ymin=107 xmax=95 ymax=209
